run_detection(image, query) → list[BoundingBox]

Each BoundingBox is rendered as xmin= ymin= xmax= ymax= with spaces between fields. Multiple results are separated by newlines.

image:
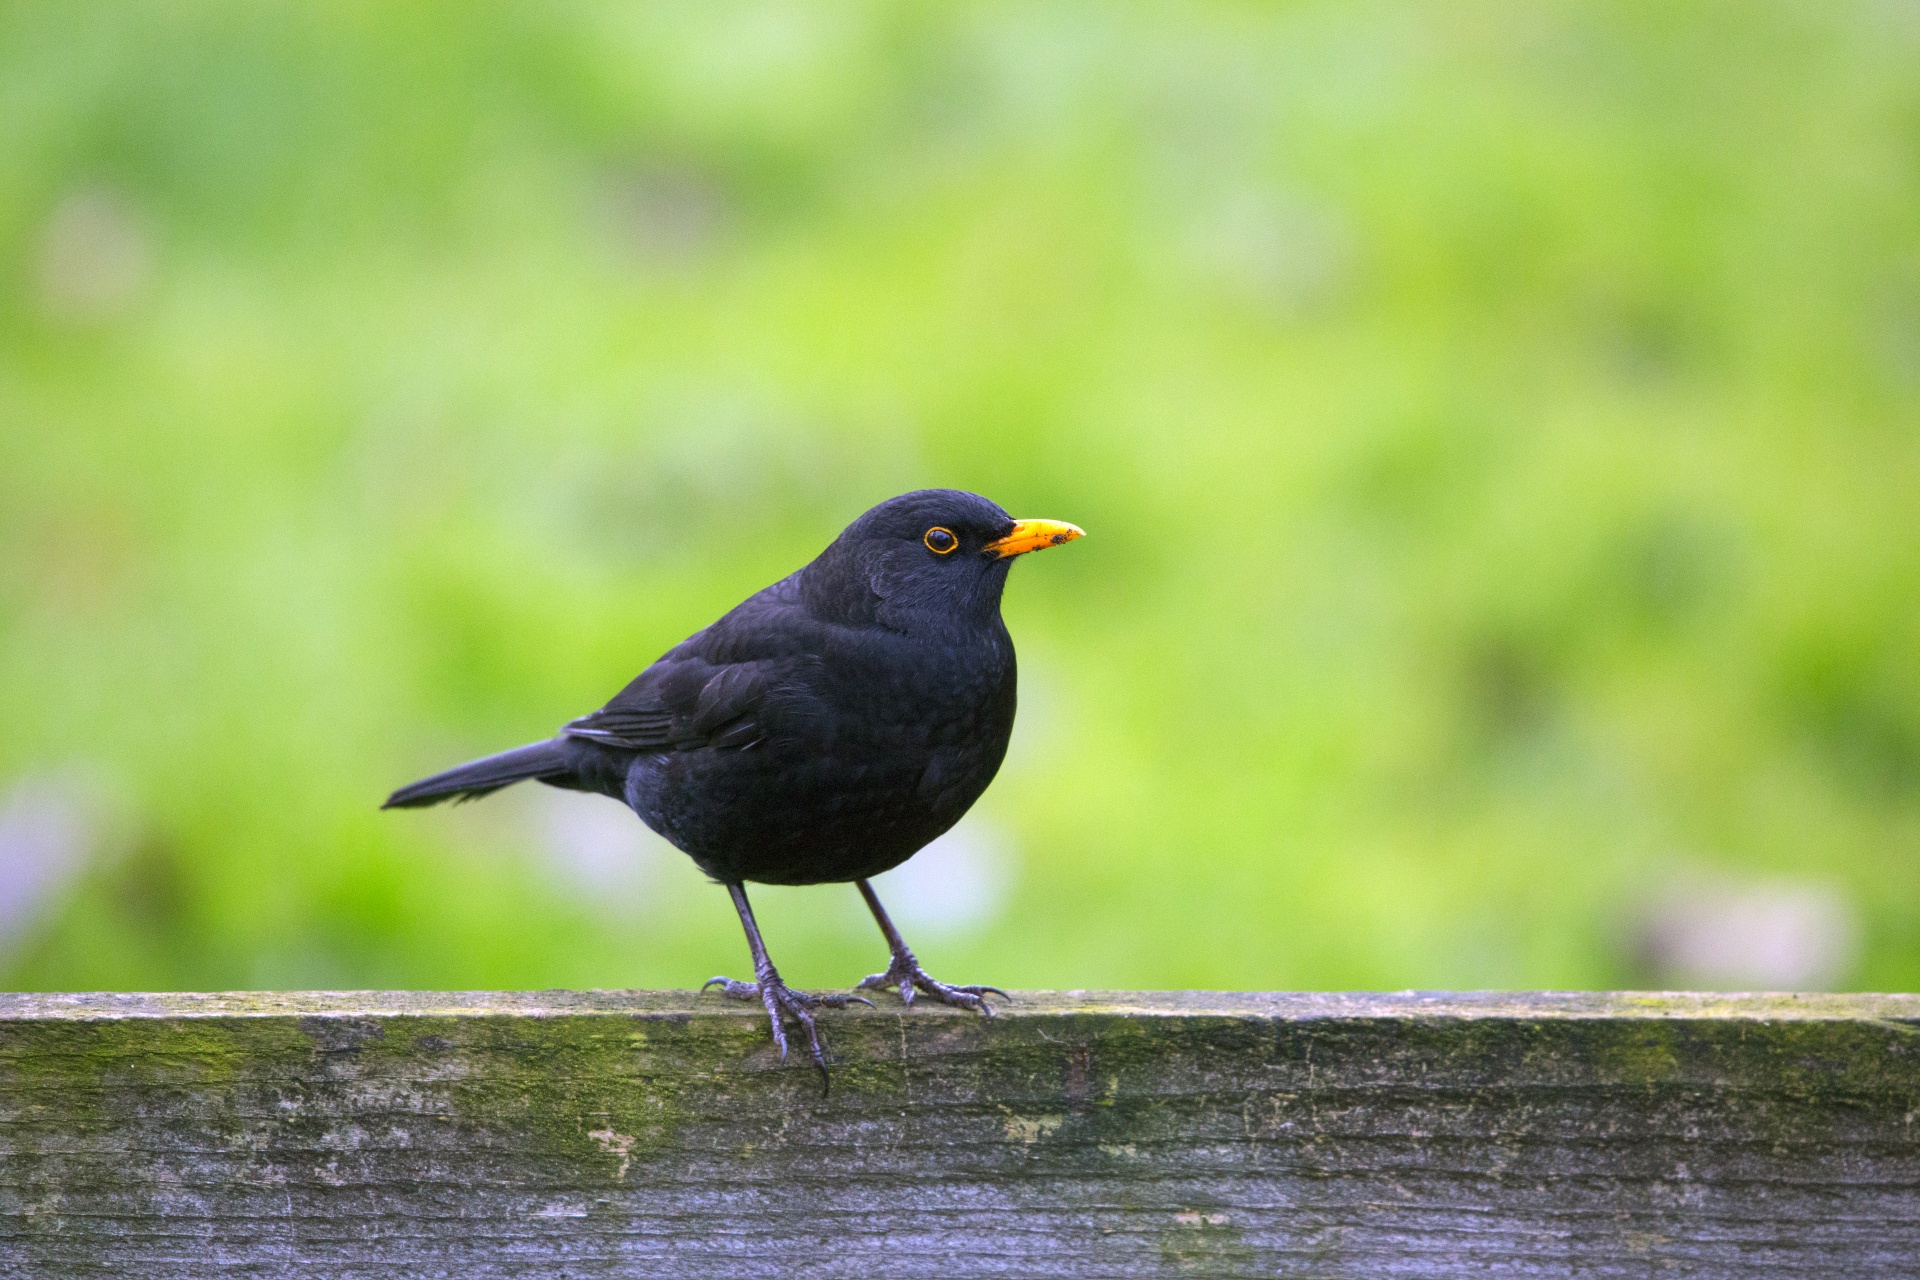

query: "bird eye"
xmin=924 ymin=526 xmax=958 ymax=554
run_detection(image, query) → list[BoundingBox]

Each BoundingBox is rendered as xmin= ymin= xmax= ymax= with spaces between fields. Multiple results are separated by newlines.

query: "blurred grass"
xmin=1 ymin=0 xmax=1917 ymax=993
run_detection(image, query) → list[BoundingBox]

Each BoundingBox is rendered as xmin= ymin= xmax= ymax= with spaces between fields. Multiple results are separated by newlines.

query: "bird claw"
xmin=702 ymin=971 xmax=872 ymax=1085
xmin=857 ymin=957 xmax=1008 ymax=1016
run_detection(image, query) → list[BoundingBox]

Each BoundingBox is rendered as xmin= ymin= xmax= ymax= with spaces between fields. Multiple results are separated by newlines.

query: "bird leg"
xmin=853 ymin=879 xmax=1008 ymax=1015
xmin=703 ymin=882 xmax=868 ymax=1082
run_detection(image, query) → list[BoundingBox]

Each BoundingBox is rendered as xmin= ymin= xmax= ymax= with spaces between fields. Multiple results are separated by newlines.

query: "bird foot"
xmin=857 ymin=954 xmax=1008 ymax=1016
xmin=701 ymin=972 xmax=871 ymax=1080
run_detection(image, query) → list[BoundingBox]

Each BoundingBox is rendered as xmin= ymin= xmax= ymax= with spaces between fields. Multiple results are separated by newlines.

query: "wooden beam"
xmin=3 ymin=990 xmax=1917 ymax=1276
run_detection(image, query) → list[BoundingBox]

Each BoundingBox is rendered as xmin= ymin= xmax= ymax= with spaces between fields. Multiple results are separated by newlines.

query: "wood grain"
xmin=3 ymin=990 xmax=1918 ymax=1277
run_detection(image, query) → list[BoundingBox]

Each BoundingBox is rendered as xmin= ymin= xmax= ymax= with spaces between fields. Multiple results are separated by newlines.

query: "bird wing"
xmin=563 ymin=655 xmax=774 ymax=752
xmin=561 ymin=578 xmax=822 ymax=753
xmin=560 ymin=695 xmax=675 ymax=749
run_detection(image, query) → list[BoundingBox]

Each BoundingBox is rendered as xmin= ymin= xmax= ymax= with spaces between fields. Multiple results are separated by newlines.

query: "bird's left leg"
xmin=853 ymin=878 xmax=1008 ymax=1015
xmin=703 ymin=883 xmax=868 ymax=1082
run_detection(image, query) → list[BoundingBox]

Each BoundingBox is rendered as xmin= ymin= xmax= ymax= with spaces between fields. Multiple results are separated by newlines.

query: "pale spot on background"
xmin=533 ymin=789 xmax=691 ymax=919
xmin=1635 ymin=872 xmax=1861 ymax=991
xmin=0 ymin=775 xmax=98 ymax=951
xmin=33 ymin=189 xmax=153 ymax=323
xmin=867 ymin=813 xmax=1016 ymax=938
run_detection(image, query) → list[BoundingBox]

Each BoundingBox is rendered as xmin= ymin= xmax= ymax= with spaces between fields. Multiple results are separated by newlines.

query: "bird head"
xmin=801 ymin=489 xmax=1083 ymax=628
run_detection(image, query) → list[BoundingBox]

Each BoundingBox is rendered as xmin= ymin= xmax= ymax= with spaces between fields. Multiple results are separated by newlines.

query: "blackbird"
xmin=384 ymin=489 xmax=1083 ymax=1075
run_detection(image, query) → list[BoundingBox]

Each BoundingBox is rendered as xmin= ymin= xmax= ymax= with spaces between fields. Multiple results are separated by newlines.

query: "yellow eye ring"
xmin=924 ymin=526 xmax=958 ymax=554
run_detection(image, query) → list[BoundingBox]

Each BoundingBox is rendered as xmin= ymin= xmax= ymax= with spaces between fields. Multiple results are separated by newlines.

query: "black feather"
xmin=382 ymin=739 xmax=574 ymax=809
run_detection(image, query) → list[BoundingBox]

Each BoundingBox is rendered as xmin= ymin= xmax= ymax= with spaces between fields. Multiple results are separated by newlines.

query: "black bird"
xmin=384 ymin=489 xmax=1083 ymax=1074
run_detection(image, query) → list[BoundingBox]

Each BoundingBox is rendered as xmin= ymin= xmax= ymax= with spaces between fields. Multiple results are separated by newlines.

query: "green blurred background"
xmin=2 ymin=1 xmax=1916 ymax=995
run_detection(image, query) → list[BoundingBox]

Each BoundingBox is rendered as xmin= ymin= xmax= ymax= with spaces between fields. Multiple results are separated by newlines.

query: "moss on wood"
xmin=2 ymin=991 xmax=1918 ymax=1276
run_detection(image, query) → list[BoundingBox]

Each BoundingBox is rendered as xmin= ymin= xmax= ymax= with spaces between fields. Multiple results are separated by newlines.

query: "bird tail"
xmin=382 ymin=739 xmax=576 ymax=809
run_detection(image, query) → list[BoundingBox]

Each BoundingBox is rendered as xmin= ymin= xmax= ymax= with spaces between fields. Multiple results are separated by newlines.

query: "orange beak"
xmin=983 ymin=518 xmax=1085 ymax=560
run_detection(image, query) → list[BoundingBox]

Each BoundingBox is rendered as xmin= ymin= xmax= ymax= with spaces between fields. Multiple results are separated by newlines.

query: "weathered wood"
xmin=2 ymin=990 xmax=1917 ymax=1277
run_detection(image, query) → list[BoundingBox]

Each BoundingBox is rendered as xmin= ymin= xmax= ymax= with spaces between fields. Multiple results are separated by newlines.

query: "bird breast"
xmin=628 ymin=624 xmax=1016 ymax=886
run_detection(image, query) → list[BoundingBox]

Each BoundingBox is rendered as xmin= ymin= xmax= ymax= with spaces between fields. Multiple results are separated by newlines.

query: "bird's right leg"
xmin=854 ymin=878 xmax=1008 ymax=1014
xmin=703 ymin=882 xmax=867 ymax=1082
